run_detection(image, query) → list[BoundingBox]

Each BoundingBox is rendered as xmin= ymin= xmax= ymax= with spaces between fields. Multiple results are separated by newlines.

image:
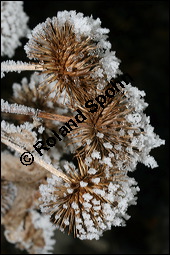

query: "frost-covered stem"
xmin=31 ymin=111 xmax=88 ymax=127
xmin=2 ymin=99 xmax=37 ymax=116
xmin=1 ymin=99 xmax=87 ymax=126
xmin=1 ymin=136 xmax=71 ymax=183
xmin=1 ymin=61 xmax=43 ymax=73
xmin=1 ymin=99 xmax=72 ymax=123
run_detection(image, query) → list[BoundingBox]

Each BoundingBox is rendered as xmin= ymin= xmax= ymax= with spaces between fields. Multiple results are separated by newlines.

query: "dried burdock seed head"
xmin=25 ymin=21 xmax=99 ymax=104
xmin=1 ymin=180 xmax=17 ymax=216
xmin=70 ymin=88 xmax=137 ymax=161
xmin=2 ymin=73 xmax=73 ymax=150
xmin=8 ymin=73 xmax=70 ymax=128
xmin=24 ymin=11 xmax=121 ymax=103
xmin=69 ymin=82 xmax=165 ymax=172
xmin=39 ymin=158 xmax=139 ymax=240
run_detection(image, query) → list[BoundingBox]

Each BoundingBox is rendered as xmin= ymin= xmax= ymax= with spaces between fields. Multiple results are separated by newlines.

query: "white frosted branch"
xmin=1 ymin=60 xmax=43 ymax=78
xmin=1 ymin=99 xmax=37 ymax=115
xmin=1 ymin=99 xmax=73 ymax=123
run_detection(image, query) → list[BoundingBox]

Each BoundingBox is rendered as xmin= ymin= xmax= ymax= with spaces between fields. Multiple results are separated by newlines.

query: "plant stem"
xmin=1 ymin=99 xmax=72 ymax=123
xmin=37 ymin=111 xmax=73 ymax=123
xmin=1 ymin=100 xmax=88 ymax=126
xmin=1 ymin=136 xmax=71 ymax=183
xmin=1 ymin=61 xmax=43 ymax=73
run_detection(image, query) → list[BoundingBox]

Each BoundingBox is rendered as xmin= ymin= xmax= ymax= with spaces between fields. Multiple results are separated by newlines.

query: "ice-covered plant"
xmin=1 ymin=8 xmax=165 ymax=254
xmin=1 ymin=1 xmax=29 ymax=58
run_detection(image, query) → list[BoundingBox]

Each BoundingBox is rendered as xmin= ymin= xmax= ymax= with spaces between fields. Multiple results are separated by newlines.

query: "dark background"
xmin=1 ymin=1 xmax=169 ymax=254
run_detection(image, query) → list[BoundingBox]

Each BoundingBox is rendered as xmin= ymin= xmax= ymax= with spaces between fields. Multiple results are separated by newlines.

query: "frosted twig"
xmin=1 ymin=136 xmax=71 ymax=183
xmin=1 ymin=99 xmax=36 ymax=115
xmin=1 ymin=99 xmax=71 ymax=123
xmin=1 ymin=60 xmax=43 ymax=78
xmin=1 ymin=99 xmax=87 ymax=126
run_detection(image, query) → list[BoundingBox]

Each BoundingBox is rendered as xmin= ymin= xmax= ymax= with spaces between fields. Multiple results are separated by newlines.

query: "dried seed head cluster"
xmin=39 ymin=158 xmax=139 ymax=240
xmin=1 ymin=8 xmax=165 ymax=253
xmin=24 ymin=11 xmax=121 ymax=103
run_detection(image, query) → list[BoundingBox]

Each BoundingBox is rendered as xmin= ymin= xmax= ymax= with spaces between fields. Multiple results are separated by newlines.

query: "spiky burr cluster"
xmin=69 ymin=89 xmax=137 ymax=159
xmin=39 ymin=158 xmax=139 ymax=240
xmin=24 ymin=11 xmax=121 ymax=103
xmin=25 ymin=22 xmax=99 ymax=103
xmin=1 ymin=9 xmax=165 ymax=253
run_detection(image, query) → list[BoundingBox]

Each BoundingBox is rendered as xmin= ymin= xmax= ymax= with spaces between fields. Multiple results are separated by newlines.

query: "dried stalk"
xmin=1 ymin=61 xmax=43 ymax=72
xmin=1 ymin=99 xmax=87 ymax=127
xmin=1 ymin=136 xmax=71 ymax=183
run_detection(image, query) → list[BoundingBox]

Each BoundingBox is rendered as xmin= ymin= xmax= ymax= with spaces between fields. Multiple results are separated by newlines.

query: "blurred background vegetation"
xmin=1 ymin=1 xmax=169 ymax=254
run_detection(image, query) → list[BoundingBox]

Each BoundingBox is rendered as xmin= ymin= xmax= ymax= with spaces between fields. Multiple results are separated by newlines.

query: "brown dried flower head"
xmin=25 ymin=20 xmax=100 ymax=103
xmin=69 ymin=87 xmax=139 ymax=163
xmin=39 ymin=158 xmax=130 ymax=240
xmin=3 ymin=73 xmax=73 ymax=146
xmin=9 ymin=73 xmax=68 ymax=129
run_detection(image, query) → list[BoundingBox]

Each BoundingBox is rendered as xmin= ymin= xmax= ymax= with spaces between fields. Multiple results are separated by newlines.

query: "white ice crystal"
xmin=87 ymin=168 xmax=97 ymax=175
xmin=96 ymin=132 xmax=104 ymax=138
xmin=103 ymin=142 xmax=113 ymax=149
xmin=1 ymin=1 xmax=29 ymax=57
xmin=99 ymin=156 xmax=113 ymax=167
xmin=1 ymin=120 xmax=36 ymax=136
xmin=91 ymin=150 xmax=101 ymax=159
xmin=80 ymin=181 xmax=88 ymax=187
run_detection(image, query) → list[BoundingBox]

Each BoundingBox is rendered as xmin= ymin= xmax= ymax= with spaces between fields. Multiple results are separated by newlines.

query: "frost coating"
xmin=1 ymin=98 xmax=36 ymax=116
xmin=1 ymin=120 xmax=35 ymax=134
xmin=1 ymin=1 xmax=29 ymax=57
xmin=123 ymin=82 xmax=165 ymax=170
